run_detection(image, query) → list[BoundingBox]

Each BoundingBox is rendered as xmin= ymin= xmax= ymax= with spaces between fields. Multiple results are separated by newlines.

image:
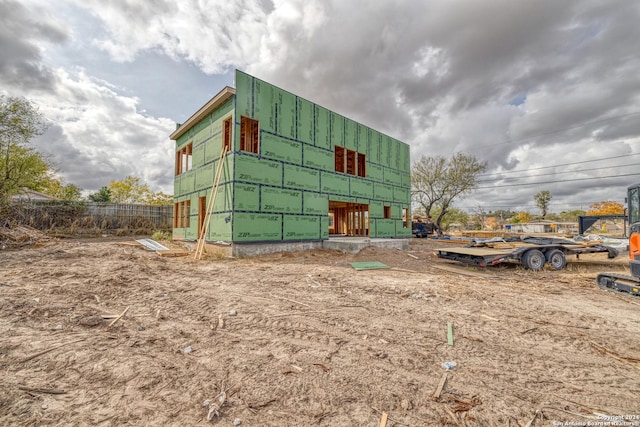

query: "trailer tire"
xmin=522 ymin=249 xmax=546 ymax=271
xmin=545 ymin=249 xmax=567 ymax=270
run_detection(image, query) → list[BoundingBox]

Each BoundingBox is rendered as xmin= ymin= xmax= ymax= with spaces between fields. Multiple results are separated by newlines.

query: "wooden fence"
xmin=4 ymin=201 xmax=172 ymax=232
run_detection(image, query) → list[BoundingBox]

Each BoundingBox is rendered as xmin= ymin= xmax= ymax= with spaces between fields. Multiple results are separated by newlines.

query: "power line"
xmin=463 ymin=111 xmax=640 ymax=152
xmin=477 ymin=161 xmax=639 ymax=183
xmin=475 ymin=172 xmax=640 ymax=189
xmin=478 ymin=152 xmax=640 ymax=177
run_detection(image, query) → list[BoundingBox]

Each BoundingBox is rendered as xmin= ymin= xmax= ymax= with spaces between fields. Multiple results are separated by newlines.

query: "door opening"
xmin=328 ymin=201 xmax=369 ymax=236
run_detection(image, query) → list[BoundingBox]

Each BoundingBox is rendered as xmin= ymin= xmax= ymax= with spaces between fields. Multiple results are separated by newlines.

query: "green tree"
xmin=429 ymin=206 xmax=469 ymax=232
xmin=411 ymin=152 xmax=487 ymax=236
xmin=534 ymin=190 xmax=552 ymax=218
xmin=509 ymin=211 xmax=531 ymax=224
xmin=39 ymin=179 xmax=82 ymax=201
xmin=88 ymin=186 xmax=112 ymax=202
xmin=0 ymin=96 xmax=50 ymax=204
xmin=144 ymin=191 xmax=173 ymax=206
xmin=558 ymin=209 xmax=586 ymax=222
xmin=108 ymin=176 xmax=151 ymax=203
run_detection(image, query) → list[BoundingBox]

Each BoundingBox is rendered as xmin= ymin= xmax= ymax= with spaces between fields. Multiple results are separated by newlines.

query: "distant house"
xmin=11 ymin=189 xmax=57 ymax=202
xmin=506 ymin=221 xmax=578 ymax=234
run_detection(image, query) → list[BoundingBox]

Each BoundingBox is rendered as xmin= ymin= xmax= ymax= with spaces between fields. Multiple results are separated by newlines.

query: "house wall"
xmin=173 ymin=97 xmax=235 ymax=241
xmin=173 ymin=70 xmax=411 ymax=243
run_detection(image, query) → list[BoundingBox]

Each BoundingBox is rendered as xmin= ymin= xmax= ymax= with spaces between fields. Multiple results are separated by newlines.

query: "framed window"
xmin=357 ymin=153 xmax=366 ymax=177
xmin=384 ymin=206 xmax=391 ymax=219
xmin=335 ymin=146 xmax=345 ymax=173
xmin=175 ymin=142 xmax=192 ymax=175
xmin=240 ymin=116 xmax=259 ymax=154
xmin=223 ymin=117 xmax=232 ymax=152
xmin=173 ymin=200 xmax=191 ymax=228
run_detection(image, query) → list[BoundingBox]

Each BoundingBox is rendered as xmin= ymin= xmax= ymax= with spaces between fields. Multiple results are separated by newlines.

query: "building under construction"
xmin=170 ymin=70 xmax=411 ymax=254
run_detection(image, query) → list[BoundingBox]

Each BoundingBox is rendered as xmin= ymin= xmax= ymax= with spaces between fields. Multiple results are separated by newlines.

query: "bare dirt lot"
xmin=1 ymin=236 xmax=640 ymax=426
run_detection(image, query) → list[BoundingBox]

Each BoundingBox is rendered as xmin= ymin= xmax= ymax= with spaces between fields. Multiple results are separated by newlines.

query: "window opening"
xmin=175 ymin=142 xmax=192 ymax=175
xmin=223 ymin=117 xmax=232 ymax=151
xmin=357 ymin=153 xmax=366 ymax=177
xmin=240 ymin=116 xmax=259 ymax=154
xmin=346 ymin=149 xmax=356 ymax=175
xmin=174 ymin=200 xmax=191 ymax=228
xmin=384 ymin=206 xmax=392 ymax=219
xmin=335 ymin=146 xmax=345 ymax=173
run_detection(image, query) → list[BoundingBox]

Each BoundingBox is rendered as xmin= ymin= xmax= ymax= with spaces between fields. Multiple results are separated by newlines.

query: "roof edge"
xmin=170 ymin=86 xmax=236 ymax=141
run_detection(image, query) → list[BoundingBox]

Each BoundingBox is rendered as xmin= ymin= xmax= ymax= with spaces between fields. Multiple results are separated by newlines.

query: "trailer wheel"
xmin=545 ymin=249 xmax=567 ymax=270
xmin=522 ymin=249 xmax=546 ymax=271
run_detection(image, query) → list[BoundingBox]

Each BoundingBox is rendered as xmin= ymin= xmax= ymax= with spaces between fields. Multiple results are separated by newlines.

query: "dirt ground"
xmin=1 ymin=236 xmax=640 ymax=426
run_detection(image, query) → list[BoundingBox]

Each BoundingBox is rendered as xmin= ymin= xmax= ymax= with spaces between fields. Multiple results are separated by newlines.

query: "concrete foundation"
xmin=229 ymin=237 xmax=409 ymax=257
xmin=179 ymin=237 xmax=410 ymax=257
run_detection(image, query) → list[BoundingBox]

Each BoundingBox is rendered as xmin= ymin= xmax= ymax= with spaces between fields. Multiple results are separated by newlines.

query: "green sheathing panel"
xmin=376 ymin=219 xmax=396 ymax=237
xmin=330 ymin=112 xmax=344 ymax=147
xmin=367 ymin=163 xmax=383 ymax=183
xmin=344 ymin=118 xmax=357 ymax=151
xmin=261 ymin=187 xmax=302 ymax=214
xmin=321 ymin=172 xmax=349 ymax=195
xmin=233 ymin=213 xmax=282 ymax=241
xmin=276 ymin=88 xmax=296 ymax=139
xmin=284 ymin=166 xmax=320 ymax=191
xmin=284 ymin=215 xmax=320 ymax=240
xmin=254 ymin=79 xmax=275 ymax=133
xmin=394 ymin=186 xmax=410 ymax=203
xmin=321 ymin=215 xmax=329 ymax=239
xmin=207 ymin=213 xmax=232 ymax=241
xmin=212 ymin=183 xmax=233 ymax=212
xmin=194 ymin=158 xmax=233 ymax=192
xmin=297 ymin=98 xmax=314 ymax=145
xmin=303 ymin=192 xmax=328 ymax=214
xmin=369 ymin=201 xmax=383 ymax=218
xmin=235 ymin=155 xmax=282 ymax=186
xmin=303 ymin=145 xmax=333 ymax=171
xmin=350 ymin=178 xmax=373 ymax=198
xmin=235 ymin=71 xmax=253 ymax=118
xmin=384 ymin=169 xmax=402 ymax=186
xmin=396 ymin=220 xmax=411 ymax=237
xmin=374 ymin=182 xmax=394 ymax=200
xmin=401 ymin=172 xmax=411 ymax=188
xmin=315 ymin=106 xmax=330 ymax=149
xmin=262 ymin=133 xmax=302 ymax=164
xmin=234 ymin=183 xmax=260 ymax=211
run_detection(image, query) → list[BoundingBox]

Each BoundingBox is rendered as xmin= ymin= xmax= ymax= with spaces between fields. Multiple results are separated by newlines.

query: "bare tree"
xmin=411 ymin=152 xmax=487 ymax=236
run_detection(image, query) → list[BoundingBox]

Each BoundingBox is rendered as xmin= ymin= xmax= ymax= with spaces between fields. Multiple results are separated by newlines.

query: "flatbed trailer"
xmin=436 ymin=236 xmax=618 ymax=271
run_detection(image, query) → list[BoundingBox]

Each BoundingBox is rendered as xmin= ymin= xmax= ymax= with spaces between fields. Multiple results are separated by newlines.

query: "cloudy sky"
xmin=2 ymin=0 xmax=639 ymax=213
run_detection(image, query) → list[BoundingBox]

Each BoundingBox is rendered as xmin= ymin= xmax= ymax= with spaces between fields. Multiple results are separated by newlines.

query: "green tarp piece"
xmin=350 ymin=261 xmax=389 ymax=270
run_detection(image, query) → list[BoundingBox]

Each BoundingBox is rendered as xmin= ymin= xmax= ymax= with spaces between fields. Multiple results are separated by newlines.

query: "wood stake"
xmin=20 ymin=338 xmax=86 ymax=363
xmin=447 ymin=322 xmax=454 ymax=346
xmin=18 ymin=386 xmax=66 ymax=395
xmin=379 ymin=412 xmax=388 ymax=427
xmin=432 ymin=372 xmax=448 ymax=399
xmin=107 ymin=306 xmax=129 ymax=328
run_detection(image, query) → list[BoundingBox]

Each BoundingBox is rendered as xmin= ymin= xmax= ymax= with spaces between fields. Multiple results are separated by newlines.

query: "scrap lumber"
xmin=379 ymin=412 xmax=388 ymax=427
xmin=107 ymin=306 xmax=129 ymax=328
xmin=432 ymin=372 xmax=448 ymax=399
xmin=20 ymin=338 xmax=86 ymax=363
xmin=156 ymin=249 xmax=189 ymax=257
xmin=18 ymin=386 xmax=66 ymax=395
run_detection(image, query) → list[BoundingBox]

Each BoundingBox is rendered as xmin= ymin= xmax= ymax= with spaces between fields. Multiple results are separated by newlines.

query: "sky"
xmin=2 ymin=0 xmax=639 ymax=214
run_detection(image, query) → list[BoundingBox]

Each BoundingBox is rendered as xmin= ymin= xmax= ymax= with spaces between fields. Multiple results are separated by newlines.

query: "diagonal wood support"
xmin=194 ymin=144 xmax=228 ymax=260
